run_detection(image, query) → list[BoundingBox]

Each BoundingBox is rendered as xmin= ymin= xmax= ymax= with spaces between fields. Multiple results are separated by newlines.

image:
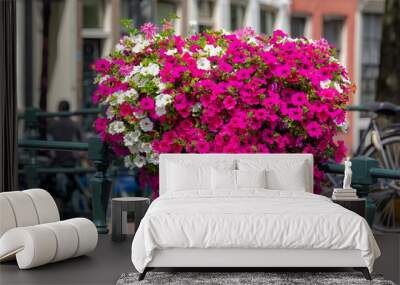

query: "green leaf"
xmin=120 ymin=19 xmax=133 ymax=29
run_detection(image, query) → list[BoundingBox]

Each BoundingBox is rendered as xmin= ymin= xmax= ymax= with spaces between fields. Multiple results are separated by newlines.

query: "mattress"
xmin=131 ymin=189 xmax=380 ymax=273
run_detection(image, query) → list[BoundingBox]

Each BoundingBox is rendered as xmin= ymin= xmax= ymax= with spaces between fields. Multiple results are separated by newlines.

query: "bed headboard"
xmin=159 ymin=153 xmax=314 ymax=195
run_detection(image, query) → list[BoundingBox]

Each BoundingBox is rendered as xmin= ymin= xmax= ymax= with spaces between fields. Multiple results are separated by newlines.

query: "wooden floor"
xmin=0 ymin=235 xmax=134 ymax=285
xmin=1 ymin=233 xmax=398 ymax=285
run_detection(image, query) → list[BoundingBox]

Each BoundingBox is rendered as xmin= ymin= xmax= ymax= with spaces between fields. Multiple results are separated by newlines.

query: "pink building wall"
xmin=291 ymin=0 xmax=358 ymax=154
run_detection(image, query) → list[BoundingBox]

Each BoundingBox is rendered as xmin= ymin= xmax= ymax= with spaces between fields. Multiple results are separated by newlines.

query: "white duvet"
xmin=131 ymin=189 xmax=380 ymax=273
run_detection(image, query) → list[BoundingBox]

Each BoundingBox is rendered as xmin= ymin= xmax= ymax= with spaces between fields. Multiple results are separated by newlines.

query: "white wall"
xmin=16 ymin=0 xmax=25 ymax=111
xmin=198 ymin=0 xmax=291 ymax=33
xmin=47 ymin=0 xmax=79 ymax=112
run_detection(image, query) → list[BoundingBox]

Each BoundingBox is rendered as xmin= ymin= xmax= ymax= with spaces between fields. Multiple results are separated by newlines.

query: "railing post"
xmin=351 ymin=156 xmax=379 ymax=197
xmin=350 ymin=156 xmax=380 ymax=225
xmin=25 ymin=107 xmax=40 ymax=139
xmin=24 ymin=107 xmax=41 ymax=188
xmin=88 ymin=136 xmax=111 ymax=234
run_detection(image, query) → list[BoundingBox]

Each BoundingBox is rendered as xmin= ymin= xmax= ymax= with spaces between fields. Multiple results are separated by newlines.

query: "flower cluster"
xmin=93 ymin=22 xmax=353 ymax=192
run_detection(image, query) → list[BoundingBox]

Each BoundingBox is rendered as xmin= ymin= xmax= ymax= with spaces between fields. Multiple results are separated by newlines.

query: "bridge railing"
xmin=319 ymin=155 xmax=400 ymax=224
xmin=18 ymin=108 xmax=112 ymax=234
xmin=18 ymin=137 xmax=111 ymax=234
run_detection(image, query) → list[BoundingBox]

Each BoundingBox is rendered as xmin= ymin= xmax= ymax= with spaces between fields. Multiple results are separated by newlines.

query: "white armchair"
xmin=0 ymin=189 xmax=98 ymax=269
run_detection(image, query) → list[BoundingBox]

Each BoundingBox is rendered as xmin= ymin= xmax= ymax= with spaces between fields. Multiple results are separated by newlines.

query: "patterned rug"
xmin=116 ymin=271 xmax=395 ymax=285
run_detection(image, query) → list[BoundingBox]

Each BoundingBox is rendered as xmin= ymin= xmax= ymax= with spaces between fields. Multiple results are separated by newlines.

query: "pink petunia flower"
xmin=120 ymin=103 xmax=133 ymax=117
xmin=140 ymin=97 xmax=155 ymax=111
xmin=174 ymin=94 xmax=188 ymax=110
xmin=140 ymin=22 xmax=158 ymax=39
xmin=196 ymin=140 xmax=210 ymax=153
xmin=223 ymin=96 xmax=237 ymax=110
xmin=95 ymin=59 xmax=111 ymax=73
xmin=287 ymin=108 xmax=303 ymax=121
xmin=254 ymin=109 xmax=268 ymax=121
xmin=95 ymin=117 xmax=108 ymax=133
xmin=306 ymin=121 xmax=323 ymax=138
xmin=291 ymin=92 xmax=308 ymax=106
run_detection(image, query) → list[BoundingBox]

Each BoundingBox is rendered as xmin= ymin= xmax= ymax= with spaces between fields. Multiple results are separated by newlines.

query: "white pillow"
xmin=211 ymin=169 xmax=267 ymax=190
xmin=167 ymin=162 xmax=211 ymax=191
xmin=266 ymin=167 xmax=307 ymax=191
xmin=211 ymin=168 xmax=237 ymax=190
xmin=238 ymin=159 xmax=308 ymax=191
xmin=236 ymin=169 xmax=267 ymax=189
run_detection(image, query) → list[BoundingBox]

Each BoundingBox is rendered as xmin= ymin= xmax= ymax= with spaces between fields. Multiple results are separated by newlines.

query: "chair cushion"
xmin=0 ymin=189 xmax=60 ymax=238
xmin=0 ymin=196 xmax=17 ymax=237
xmin=0 ymin=191 xmax=39 ymax=227
xmin=24 ymin=189 xmax=60 ymax=223
xmin=0 ymin=218 xmax=98 ymax=269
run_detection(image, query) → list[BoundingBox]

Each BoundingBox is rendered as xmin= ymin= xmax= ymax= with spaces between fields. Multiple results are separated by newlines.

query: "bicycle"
xmin=324 ymin=101 xmax=400 ymax=231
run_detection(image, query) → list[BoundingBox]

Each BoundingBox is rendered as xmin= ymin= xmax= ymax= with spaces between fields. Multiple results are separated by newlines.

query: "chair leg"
xmin=354 ymin=267 xmax=371 ymax=280
xmin=138 ymin=268 xmax=148 ymax=281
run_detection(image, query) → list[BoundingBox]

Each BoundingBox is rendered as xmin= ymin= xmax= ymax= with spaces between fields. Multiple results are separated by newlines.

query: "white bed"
xmin=131 ymin=154 xmax=380 ymax=280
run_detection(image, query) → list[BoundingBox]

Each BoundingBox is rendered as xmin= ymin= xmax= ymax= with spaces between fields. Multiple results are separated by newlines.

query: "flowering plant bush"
xmin=93 ymin=21 xmax=353 ymax=193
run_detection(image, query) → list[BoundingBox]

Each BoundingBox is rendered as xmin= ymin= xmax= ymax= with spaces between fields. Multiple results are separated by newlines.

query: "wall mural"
xmin=93 ymin=20 xmax=353 ymax=197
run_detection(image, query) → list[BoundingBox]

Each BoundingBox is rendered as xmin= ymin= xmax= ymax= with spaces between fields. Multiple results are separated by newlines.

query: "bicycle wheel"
xmin=362 ymin=134 xmax=400 ymax=187
xmin=362 ymin=134 xmax=400 ymax=232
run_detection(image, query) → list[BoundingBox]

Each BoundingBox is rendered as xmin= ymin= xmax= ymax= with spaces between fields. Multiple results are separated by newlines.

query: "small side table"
xmin=112 ymin=197 xmax=150 ymax=242
xmin=332 ymin=198 xmax=366 ymax=217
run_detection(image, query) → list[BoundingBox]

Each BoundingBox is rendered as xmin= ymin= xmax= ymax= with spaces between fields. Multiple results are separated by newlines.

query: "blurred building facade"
xmin=16 ymin=0 xmax=386 ymax=153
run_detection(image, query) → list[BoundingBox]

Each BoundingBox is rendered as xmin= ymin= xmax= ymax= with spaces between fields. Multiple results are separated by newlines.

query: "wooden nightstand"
xmin=332 ymin=198 xmax=366 ymax=217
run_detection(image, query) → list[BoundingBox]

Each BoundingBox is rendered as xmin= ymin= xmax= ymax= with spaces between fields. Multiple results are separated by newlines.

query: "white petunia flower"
xmin=139 ymin=118 xmax=153 ymax=132
xmin=264 ymin=45 xmax=272 ymax=52
xmin=192 ymin=102 xmax=202 ymax=113
xmin=123 ymin=130 xmax=141 ymax=146
xmin=132 ymin=43 xmax=145 ymax=53
xmin=106 ymin=106 xmax=114 ymax=119
xmin=329 ymin=56 xmax=339 ymax=63
xmin=108 ymin=121 xmax=125 ymax=135
xmin=128 ymin=145 xmax=138 ymax=154
xmin=133 ymin=111 xmax=145 ymax=119
xmin=182 ymin=48 xmax=192 ymax=55
xmin=197 ymin=58 xmax=211 ymax=70
xmin=155 ymin=106 xmax=166 ymax=116
xmin=155 ymin=93 xmax=173 ymax=108
xmin=204 ymin=44 xmax=222 ymax=57
xmin=153 ymin=78 xmax=166 ymax=92
xmin=158 ymin=81 xmax=166 ymax=91
xmin=134 ymin=155 xmax=146 ymax=168
xmin=341 ymin=75 xmax=351 ymax=85
xmin=99 ymin=75 xmax=109 ymax=84
xmin=334 ymin=82 xmax=343 ymax=93
xmin=139 ymin=142 xmax=152 ymax=153
xmin=147 ymin=153 xmax=159 ymax=165
xmin=124 ymin=156 xmax=135 ymax=168
xmin=166 ymin=48 xmax=177 ymax=55
xmin=247 ymin=37 xmax=258 ymax=45
xmin=320 ymin=79 xmax=331 ymax=89
xmin=116 ymin=94 xmax=128 ymax=105
xmin=109 ymin=92 xmax=122 ymax=106
xmin=143 ymin=63 xmax=160 ymax=76
xmin=115 ymin=43 xmax=125 ymax=52
xmin=124 ymin=89 xmax=138 ymax=100
xmin=132 ymin=34 xmax=143 ymax=44
xmin=336 ymin=117 xmax=349 ymax=133
xmin=133 ymin=65 xmax=142 ymax=74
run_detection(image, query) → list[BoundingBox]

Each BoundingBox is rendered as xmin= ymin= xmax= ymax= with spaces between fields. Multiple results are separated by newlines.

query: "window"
xmin=259 ymin=7 xmax=276 ymax=35
xmin=290 ymin=15 xmax=307 ymax=38
xmin=230 ymin=1 xmax=247 ymax=31
xmin=361 ymin=13 xmax=382 ymax=105
xmin=82 ymin=39 xmax=103 ymax=131
xmin=120 ymin=0 xmax=153 ymax=30
xmin=198 ymin=0 xmax=215 ymax=32
xmin=323 ymin=16 xmax=345 ymax=60
xmin=83 ymin=0 xmax=105 ymax=29
xmin=156 ymin=0 xmax=178 ymax=26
